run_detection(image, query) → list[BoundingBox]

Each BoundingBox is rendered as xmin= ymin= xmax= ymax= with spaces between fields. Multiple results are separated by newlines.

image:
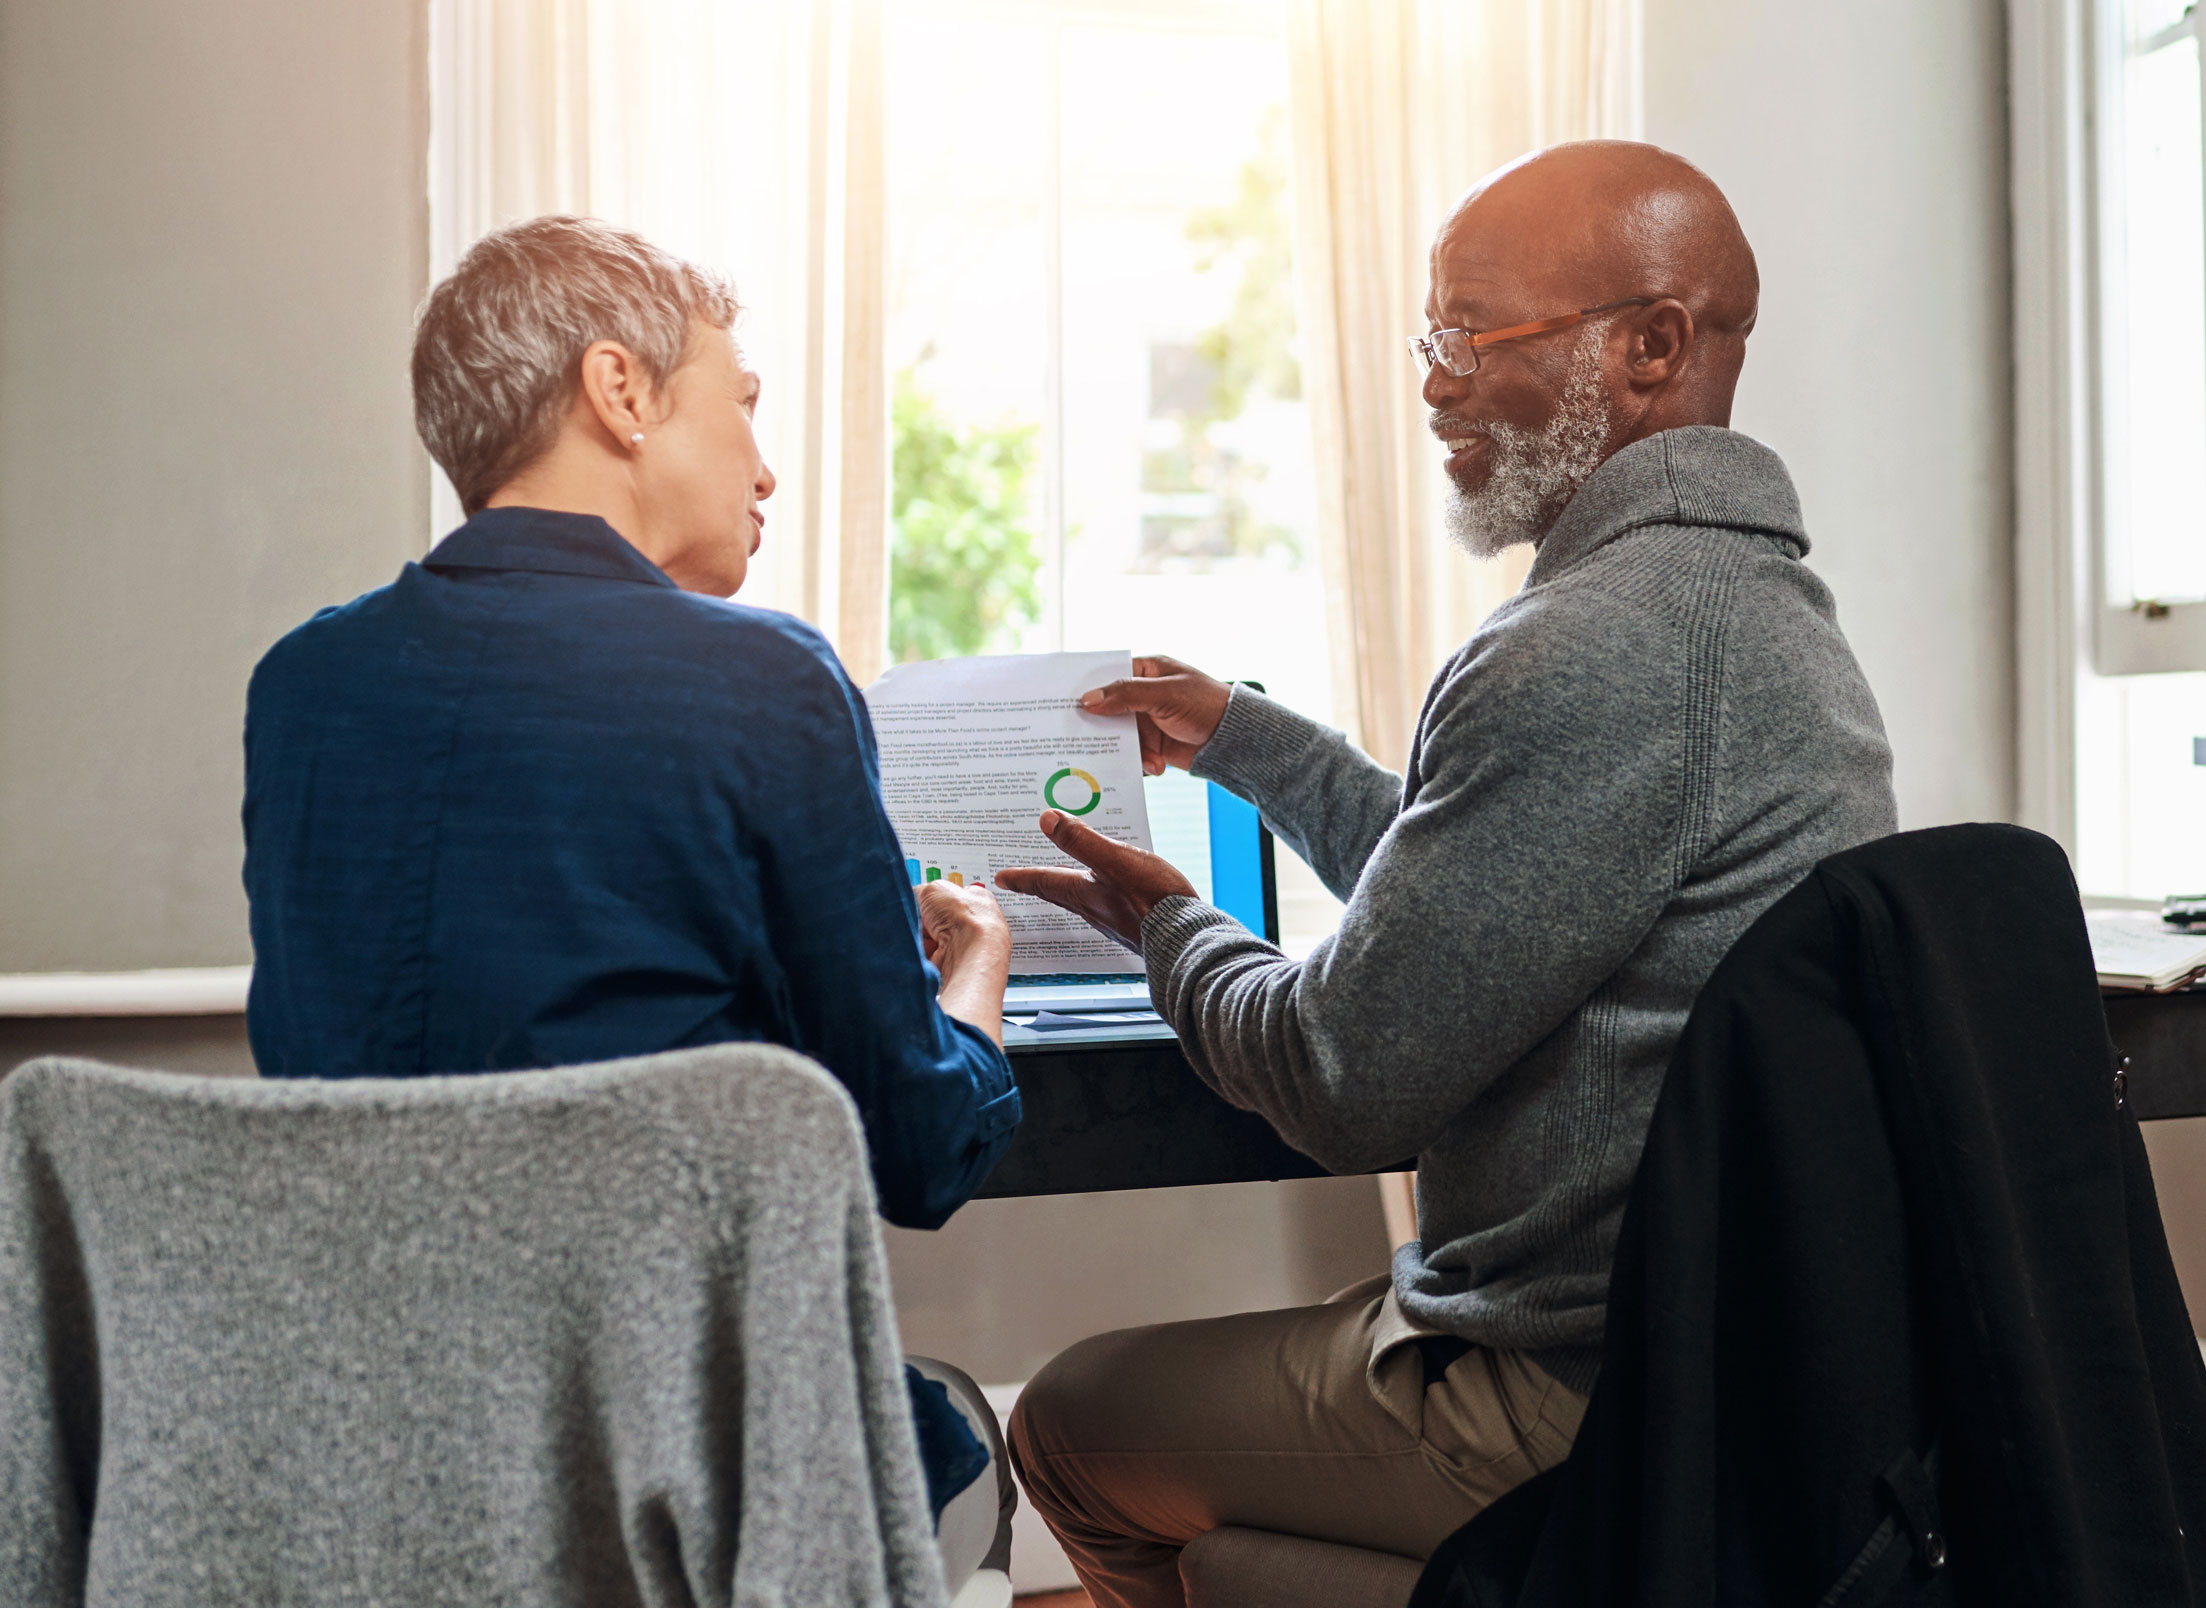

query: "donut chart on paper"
xmin=1043 ymin=766 xmax=1104 ymax=816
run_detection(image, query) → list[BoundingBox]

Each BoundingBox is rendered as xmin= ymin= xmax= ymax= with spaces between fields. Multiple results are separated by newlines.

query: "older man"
xmin=995 ymin=142 xmax=1898 ymax=1605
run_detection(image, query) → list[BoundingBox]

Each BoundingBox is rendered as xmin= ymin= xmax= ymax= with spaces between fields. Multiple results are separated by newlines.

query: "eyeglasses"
xmin=1407 ymin=298 xmax=1657 ymax=378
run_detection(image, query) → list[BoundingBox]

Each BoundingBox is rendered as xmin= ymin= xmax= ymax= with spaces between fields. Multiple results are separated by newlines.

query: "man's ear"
xmin=1629 ymin=300 xmax=1696 ymax=390
xmin=575 ymin=339 xmax=659 ymax=446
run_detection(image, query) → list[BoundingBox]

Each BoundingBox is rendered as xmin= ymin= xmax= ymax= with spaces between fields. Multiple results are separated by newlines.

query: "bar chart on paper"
xmin=905 ymin=857 xmax=990 ymax=888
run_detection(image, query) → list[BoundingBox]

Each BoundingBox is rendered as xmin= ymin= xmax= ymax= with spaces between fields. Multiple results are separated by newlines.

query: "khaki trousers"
xmin=1007 ymin=1276 xmax=1585 ymax=1608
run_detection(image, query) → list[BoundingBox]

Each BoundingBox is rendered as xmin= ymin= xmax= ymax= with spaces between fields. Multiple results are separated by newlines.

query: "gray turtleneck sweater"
xmin=1140 ymin=426 xmax=1897 ymax=1388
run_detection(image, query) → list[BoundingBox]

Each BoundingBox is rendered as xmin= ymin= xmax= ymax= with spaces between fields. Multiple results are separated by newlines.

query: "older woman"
xmin=241 ymin=216 xmax=1018 ymax=1596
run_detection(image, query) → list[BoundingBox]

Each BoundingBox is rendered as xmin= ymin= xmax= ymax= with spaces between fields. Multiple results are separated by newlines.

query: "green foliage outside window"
xmin=888 ymin=365 xmax=1043 ymax=663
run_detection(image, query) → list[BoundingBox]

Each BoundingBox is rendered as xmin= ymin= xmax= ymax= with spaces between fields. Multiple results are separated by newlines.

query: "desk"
xmin=2104 ymin=989 xmax=2206 ymax=1120
xmin=975 ymin=1034 xmax=1342 ymax=1198
xmin=977 ymin=990 xmax=2206 ymax=1199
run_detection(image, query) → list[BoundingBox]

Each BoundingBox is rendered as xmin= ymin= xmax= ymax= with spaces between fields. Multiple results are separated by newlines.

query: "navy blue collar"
xmin=423 ymin=506 xmax=679 ymax=589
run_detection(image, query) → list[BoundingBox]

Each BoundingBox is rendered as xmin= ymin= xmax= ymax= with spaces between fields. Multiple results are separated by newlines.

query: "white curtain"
xmin=426 ymin=0 xmax=892 ymax=683
xmin=1285 ymin=0 xmax=1639 ymax=1249
xmin=1286 ymin=0 xmax=1642 ymax=774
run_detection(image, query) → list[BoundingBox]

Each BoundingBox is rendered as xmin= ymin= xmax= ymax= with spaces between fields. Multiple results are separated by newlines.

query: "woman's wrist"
xmin=935 ymin=938 xmax=1011 ymax=1047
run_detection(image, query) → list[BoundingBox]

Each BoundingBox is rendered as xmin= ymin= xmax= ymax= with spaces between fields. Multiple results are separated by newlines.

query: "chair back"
xmin=0 ymin=1046 xmax=948 ymax=1608
xmin=1412 ymin=823 xmax=2206 ymax=1606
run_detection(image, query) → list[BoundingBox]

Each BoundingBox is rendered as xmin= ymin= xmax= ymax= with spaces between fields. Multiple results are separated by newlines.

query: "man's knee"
xmin=1008 ymin=1324 xmax=1165 ymax=1526
xmin=1006 ymin=1336 xmax=1075 ymax=1485
xmin=1009 ymin=1324 xmax=1141 ymax=1477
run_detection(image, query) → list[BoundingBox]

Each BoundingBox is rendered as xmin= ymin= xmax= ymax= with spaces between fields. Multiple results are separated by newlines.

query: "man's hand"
xmin=994 ymin=810 xmax=1198 ymax=952
xmin=915 ymin=879 xmax=1012 ymax=1046
xmin=1079 ymin=655 xmax=1232 ymax=776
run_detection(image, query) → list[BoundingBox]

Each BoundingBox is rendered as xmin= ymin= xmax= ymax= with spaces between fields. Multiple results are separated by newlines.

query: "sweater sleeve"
xmin=1143 ymin=595 xmax=1696 ymax=1174
xmin=1190 ymin=684 xmax=1405 ymax=901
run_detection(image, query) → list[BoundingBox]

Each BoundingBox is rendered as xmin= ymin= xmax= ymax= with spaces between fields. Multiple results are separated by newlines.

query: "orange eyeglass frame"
xmin=1408 ymin=297 xmax=1657 ymax=377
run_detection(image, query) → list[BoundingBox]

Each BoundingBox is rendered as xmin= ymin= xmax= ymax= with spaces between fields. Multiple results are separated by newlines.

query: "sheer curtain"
xmin=1286 ymin=0 xmax=1641 ymax=773
xmin=1284 ymin=0 xmax=1639 ymax=1247
xmin=426 ymin=0 xmax=892 ymax=682
xmin=426 ymin=0 xmax=1635 ymax=744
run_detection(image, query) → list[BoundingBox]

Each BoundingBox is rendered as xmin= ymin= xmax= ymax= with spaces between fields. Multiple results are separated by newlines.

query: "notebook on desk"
xmin=1001 ymin=769 xmax=1277 ymax=1038
xmin=2087 ymin=910 xmax=2206 ymax=992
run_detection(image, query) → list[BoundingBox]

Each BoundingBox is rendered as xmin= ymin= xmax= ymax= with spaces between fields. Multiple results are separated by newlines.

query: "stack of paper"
xmin=2085 ymin=911 xmax=2206 ymax=992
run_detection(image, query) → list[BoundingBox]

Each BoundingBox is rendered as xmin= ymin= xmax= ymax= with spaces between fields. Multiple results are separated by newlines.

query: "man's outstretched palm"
xmin=995 ymin=810 xmax=1198 ymax=952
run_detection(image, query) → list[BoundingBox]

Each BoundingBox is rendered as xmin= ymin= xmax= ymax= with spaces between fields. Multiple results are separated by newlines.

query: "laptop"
xmin=1001 ymin=768 xmax=1278 ymax=1041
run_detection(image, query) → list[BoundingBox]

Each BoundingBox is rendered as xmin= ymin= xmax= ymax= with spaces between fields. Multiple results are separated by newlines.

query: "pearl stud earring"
xmin=629 ymin=432 xmax=645 ymax=445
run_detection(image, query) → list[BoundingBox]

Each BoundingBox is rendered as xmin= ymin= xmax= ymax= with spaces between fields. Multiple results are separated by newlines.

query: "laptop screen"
xmin=1150 ymin=770 xmax=1274 ymax=943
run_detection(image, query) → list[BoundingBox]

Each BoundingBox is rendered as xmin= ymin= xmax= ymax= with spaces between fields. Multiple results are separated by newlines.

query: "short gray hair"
xmin=412 ymin=216 xmax=739 ymax=516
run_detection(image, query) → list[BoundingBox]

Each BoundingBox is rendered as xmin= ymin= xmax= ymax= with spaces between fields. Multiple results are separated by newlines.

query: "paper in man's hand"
xmin=863 ymin=650 xmax=1155 ymax=974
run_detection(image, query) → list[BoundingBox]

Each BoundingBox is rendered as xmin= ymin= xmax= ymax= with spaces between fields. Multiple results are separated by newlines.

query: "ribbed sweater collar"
xmin=1526 ymin=425 xmax=1809 ymax=589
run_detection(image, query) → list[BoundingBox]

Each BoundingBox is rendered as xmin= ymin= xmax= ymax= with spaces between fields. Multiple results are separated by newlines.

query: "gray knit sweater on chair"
xmin=0 ymin=1047 xmax=949 ymax=1608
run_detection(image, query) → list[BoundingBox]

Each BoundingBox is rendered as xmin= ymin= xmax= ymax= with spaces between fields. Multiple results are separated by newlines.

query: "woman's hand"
xmin=1077 ymin=655 xmax=1233 ymax=776
xmin=916 ymin=879 xmax=1013 ymax=1047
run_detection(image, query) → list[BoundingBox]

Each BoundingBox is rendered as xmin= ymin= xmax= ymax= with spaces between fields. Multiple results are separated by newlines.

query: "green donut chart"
xmin=1043 ymin=766 xmax=1103 ymax=816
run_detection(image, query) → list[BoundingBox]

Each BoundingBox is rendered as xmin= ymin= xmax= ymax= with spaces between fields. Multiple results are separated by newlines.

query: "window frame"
xmin=2089 ymin=0 xmax=2206 ymax=674
xmin=2012 ymin=0 xmax=2206 ymax=866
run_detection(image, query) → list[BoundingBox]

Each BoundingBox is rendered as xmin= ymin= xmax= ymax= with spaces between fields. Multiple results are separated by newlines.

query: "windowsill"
xmin=0 ymin=966 xmax=251 ymax=1017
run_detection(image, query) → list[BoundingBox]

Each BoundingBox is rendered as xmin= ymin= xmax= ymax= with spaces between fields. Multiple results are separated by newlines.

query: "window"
xmin=883 ymin=0 xmax=1326 ymax=718
xmin=428 ymin=0 xmax=1353 ymax=945
xmin=884 ymin=0 xmax=1343 ymax=946
xmin=2073 ymin=0 xmax=2206 ymax=898
xmin=2098 ymin=0 xmax=2206 ymax=641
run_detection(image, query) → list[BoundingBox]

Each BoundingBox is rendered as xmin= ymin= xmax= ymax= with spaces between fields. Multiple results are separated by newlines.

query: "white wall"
xmin=1642 ymin=0 xmax=2016 ymax=828
xmin=0 ymin=0 xmax=429 ymax=970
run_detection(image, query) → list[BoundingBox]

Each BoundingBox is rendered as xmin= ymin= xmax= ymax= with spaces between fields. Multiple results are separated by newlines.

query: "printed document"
xmin=864 ymin=650 xmax=1152 ymax=974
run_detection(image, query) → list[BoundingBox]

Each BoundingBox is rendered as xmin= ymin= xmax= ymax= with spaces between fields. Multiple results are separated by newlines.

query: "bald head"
xmin=1423 ymin=141 xmax=1759 ymax=555
xmin=1439 ymin=140 xmax=1756 ymax=376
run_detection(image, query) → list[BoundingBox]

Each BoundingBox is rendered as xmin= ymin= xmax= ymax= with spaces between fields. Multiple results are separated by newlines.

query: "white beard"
xmin=1442 ymin=324 xmax=1616 ymax=559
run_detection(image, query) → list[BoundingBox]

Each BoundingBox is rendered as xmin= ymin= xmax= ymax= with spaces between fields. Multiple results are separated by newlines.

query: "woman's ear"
xmin=575 ymin=340 xmax=658 ymax=448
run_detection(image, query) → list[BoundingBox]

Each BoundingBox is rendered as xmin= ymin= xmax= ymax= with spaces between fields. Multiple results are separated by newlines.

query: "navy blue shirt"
xmin=243 ymin=506 xmax=1021 ymax=1231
